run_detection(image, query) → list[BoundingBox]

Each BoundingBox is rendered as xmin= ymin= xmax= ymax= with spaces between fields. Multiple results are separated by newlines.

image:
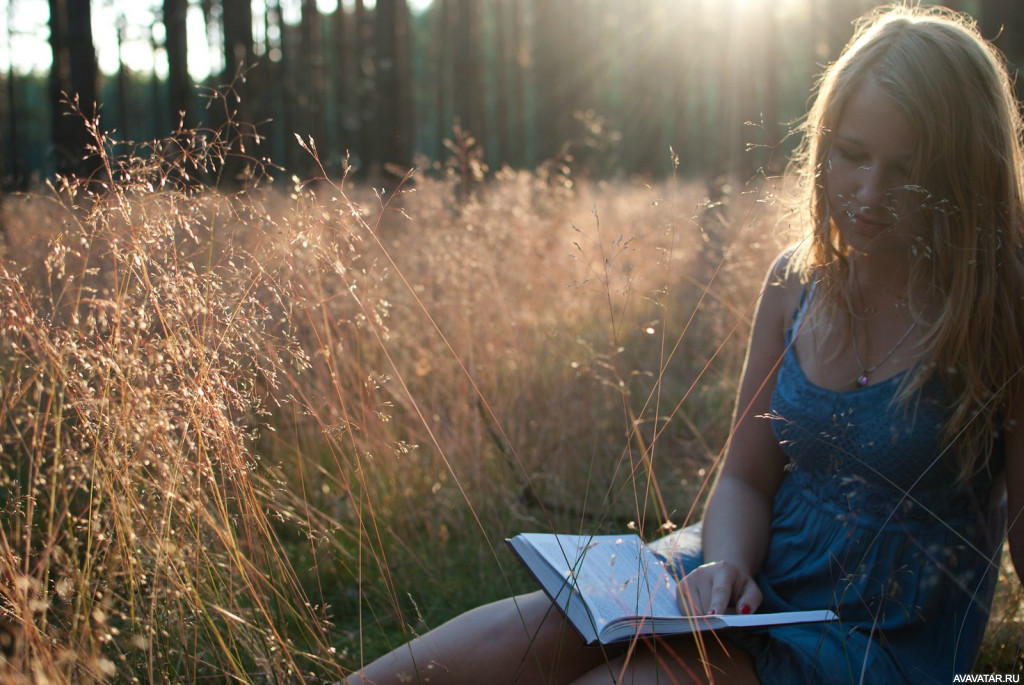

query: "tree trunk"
xmin=266 ymin=0 xmax=298 ymax=174
xmin=149 ymin=27 xmax=166 ymax=139
xmin=493 ymin=0 xmax=509 ymax=167
xmin=980 ymin=0 xmax=1024 ymax=97
xmin=220 ymin=0 xmax=255 ymax=184
xmin=508 ymin=0 xmax=526 ymax=167
xmin=48 ymin=0 xmax=99 ymax=179
xmin=164 ymin=0 xmax=192 ymax=128
xmin=221 ymin=0 xmax=254 ymax=93
xmin=116 ymin=15 xmax=129 ymax=139
xmin=532 ymin=0 xmax=567 ymax=162
xmin=332 ymin=4 xmax=353 ymax=165
xmin=760 ymin=1 xmax=782 ymax=173
xmin=454 ymin=0 xmax=484 ymax=142
xmin=300 ymin=0 xmax=326 ymax=154
xmin=374 ymin=0 xmax=412 ymax=180
xmin=629 ymin=1 xmax=666 ymax=175
xmin=353 ymin=0 xmax=372 ymax=174
xmin=5 ymin=22 xmax=25 ymax=189
xmin=667 ymin=0 xmax=690 ymax=174
xmin=432 ymin=0 xmax=452 ymax=164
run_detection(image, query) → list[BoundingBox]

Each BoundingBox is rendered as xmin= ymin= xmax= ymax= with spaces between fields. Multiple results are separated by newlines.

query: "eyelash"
xmin=834 ymin=147 xmax=865 ymax=164
xmin=833 ymin=148 xmax=910 ymax=179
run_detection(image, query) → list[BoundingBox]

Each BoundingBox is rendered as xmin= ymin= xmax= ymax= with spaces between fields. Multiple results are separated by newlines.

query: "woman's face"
xmin=825 ymin=77 xmax=927 ymax=254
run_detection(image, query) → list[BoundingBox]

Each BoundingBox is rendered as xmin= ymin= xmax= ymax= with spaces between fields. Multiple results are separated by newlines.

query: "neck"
xmin=848 ymin=249 xmax=911 ymax=291
xmin=847 ymin=250 xmax=915 ymax=320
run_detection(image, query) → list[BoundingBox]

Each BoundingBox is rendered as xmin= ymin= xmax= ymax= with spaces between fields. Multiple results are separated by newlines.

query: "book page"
xmin=529 ymin=534 xmax=681 ymax=628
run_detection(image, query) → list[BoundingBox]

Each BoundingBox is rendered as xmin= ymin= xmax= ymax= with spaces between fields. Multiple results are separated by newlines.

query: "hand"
xmin=676 ymin=560 xmax=762 ymax=617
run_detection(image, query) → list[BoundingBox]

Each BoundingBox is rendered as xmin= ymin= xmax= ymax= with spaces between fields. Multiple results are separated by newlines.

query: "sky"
xmin=1 ymin=0 xmax=433 ymax=80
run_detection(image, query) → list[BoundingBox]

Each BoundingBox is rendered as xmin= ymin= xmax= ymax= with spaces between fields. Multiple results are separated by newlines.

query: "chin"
xmin=838 ymin=217 xmax=921 ymax=255
xmin=844 ymin=233 xmax=914 ymax=257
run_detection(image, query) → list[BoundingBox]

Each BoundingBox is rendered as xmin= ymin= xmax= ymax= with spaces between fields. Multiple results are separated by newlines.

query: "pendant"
xmin=856 ymin=373 xmax=869 ymax=387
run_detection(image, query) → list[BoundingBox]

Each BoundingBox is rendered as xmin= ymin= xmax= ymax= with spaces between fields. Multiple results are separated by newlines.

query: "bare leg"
xmin=569 ymin=635 xmax=759 ymax=685
xmin=347 ymin=590 xmax=624 ymax=685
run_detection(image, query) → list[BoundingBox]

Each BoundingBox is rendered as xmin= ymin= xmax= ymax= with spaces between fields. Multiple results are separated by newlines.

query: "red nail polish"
xmin=707 ymin=608 xmax=716 ymax=615
xmin=739 ymin=604 xmax=752 ymax=615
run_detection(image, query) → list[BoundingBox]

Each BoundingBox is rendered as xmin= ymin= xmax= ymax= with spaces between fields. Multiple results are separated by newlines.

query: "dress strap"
xmin=789 ymin=282 xmax=815 ymax=337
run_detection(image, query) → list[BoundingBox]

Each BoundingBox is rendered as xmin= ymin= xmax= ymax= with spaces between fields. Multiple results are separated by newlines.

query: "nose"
xmin=854 ymin=165 xmax=888 ymax=209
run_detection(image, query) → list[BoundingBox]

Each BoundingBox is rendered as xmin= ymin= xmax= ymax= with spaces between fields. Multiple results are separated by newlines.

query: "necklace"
xmin=851 ymin=318 xmax=917 ymax=387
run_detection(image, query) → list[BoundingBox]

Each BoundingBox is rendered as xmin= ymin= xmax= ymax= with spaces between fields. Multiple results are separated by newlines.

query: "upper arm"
xmin=716 ymin=252 xmax=799 ymax=500
xmin=1004 ymin=399 xmax=1024 ymax=584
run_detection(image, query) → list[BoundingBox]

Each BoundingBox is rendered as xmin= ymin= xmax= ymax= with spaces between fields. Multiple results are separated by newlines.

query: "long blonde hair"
xmin=788 ymin=4 xmax=1024 ymax=481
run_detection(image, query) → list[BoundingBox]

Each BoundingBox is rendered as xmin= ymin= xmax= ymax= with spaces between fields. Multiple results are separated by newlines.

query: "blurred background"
xmin=1 ymin=0 xmax=1021 ymax=187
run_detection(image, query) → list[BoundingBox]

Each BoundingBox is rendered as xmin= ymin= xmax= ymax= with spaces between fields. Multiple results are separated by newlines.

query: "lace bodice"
xmin=768 ymin=296 xmax=999 ymax=525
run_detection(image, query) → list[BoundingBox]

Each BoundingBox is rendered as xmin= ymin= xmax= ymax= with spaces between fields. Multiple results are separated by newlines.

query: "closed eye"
xmin=833 ymin=146 xmax=866 ymax=165
xmin=832 ymin=146 xmax=912 ymax=183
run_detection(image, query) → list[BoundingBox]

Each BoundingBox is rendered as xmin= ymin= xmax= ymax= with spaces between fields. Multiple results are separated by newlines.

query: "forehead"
xmin=833 ymin=78 xmax=917 ymax=159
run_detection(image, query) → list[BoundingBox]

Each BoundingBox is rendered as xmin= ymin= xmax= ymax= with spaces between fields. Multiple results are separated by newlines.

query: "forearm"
xmin=701 ymin=474 xmax=775 ymax=577
xmin=679 ymin=254 xmax=790 ymax=614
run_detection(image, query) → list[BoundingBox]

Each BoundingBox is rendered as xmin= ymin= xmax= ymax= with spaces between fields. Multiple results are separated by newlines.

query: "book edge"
xmin=508 ymin=533 xmax=838 ymax=646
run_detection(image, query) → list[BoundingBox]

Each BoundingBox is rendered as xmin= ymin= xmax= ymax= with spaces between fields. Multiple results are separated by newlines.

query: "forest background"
xmin=2 ymin=0 xmax=1022 ymax=188
xmin=0 ymin=0 xmax=1022 ymax=682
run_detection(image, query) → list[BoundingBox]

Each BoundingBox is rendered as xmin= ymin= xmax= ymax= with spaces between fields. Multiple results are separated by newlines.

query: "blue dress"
xmin=651 ymin=296 xmax=1005 ymax=684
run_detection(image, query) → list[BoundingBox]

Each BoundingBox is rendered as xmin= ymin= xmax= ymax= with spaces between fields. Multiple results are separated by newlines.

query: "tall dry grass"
xmin=0 ymin=111 xmax=341 ymax=682
xmin=0 ymin=110 xmax=1018 ymax=682
xmin=261 ymin=150 xmax=780 ymax=670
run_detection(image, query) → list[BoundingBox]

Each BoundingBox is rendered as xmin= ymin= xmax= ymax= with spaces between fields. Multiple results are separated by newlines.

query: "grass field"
xmin=0 ymin=122 xmax=1020 ymax=682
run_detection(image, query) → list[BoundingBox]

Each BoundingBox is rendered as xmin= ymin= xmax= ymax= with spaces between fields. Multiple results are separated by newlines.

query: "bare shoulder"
xmin=756 ymin=248 xmax=805 ymax=331
xmin=740 ymin=248 xmax=806 ymax=385
xmin=766 ymin=248 xmax=804 ymax=292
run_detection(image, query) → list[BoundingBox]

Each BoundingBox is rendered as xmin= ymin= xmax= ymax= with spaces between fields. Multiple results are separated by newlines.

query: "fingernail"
xmin=707 ymin=608 xmax=716 ymax=615
xmin=739 ymin=604 xmax=751 ymax=615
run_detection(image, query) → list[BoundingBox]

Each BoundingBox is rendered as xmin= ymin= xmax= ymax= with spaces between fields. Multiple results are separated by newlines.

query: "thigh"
xmin=499 ymin=590 xmax=627 ymax=684
xmin=350 ymin=590 xmax=624 ymax=685
xmin=569 ymin=634 xmax=759 ymax=685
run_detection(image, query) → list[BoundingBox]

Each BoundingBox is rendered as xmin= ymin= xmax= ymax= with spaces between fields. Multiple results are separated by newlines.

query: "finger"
xmin=707 ymin=581 xmax=733 ymax=616
xmin=675 ymin=580 xmax=694 ymax=614
xmin=734 ymin=579 xmax=763 ymax=615
xmin=675 ymin=577 xmax=707 ymax=615
xmin=677 ymin=566 xmax=712 ymax=612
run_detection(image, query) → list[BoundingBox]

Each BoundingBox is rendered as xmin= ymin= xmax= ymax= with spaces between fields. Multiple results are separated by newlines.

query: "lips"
xmin=850 ymin=212 xmax=891 ymax=230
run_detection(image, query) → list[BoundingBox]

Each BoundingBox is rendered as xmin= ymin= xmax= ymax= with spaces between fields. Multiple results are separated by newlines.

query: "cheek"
xmin=898 ymin=202 xmax=932 ymax=237
xmin=879 ymin=190 xmax=932 ymax=240
xmin=822 ymin=170 xmax=849 ymax=214
xmin=890 ymin=186 xmax=930 ymax=220
xmin=822 ymin=158 xmax=851 ymax=198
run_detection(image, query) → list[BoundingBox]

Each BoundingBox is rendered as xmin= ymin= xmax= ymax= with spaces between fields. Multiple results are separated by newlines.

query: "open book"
xmin=507 ymin=532 xmax=836 ymax=645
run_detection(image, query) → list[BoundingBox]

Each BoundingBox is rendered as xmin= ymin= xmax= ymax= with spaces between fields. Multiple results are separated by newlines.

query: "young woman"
xmin=350 ymin=5 xmax=1024 ymax=682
